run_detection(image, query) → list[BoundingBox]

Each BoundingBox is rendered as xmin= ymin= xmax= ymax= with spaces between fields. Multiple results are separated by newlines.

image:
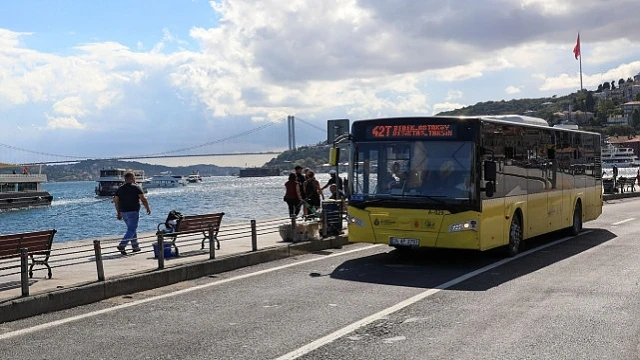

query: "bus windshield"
xmin=352 ymin=140 xmax=475 ymax=203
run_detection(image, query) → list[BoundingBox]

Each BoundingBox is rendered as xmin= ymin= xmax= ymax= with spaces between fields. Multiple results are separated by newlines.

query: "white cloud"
xmin=44 ymin=115 xmax=86 ymax=129
xmin=52 ymin=97 xmax=86 ymax=117
xmin=506 ymin=86 xmax=522 ymax=94
xmin=432 ymin=102 xmax=465 ymax=115
xmin=446 ymin=90 xmax=463 ymax=101
xmin=1 ymin=0 xmax=640 ymax=158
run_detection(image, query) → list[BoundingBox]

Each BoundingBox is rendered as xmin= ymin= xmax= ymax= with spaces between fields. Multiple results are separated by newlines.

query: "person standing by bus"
xmin=303 ymin=170 xmax=323 ymax=215
xmin=114 ymin=172 xmax=151 ymax=255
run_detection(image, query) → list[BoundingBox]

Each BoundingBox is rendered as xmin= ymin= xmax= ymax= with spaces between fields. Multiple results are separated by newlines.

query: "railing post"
xmin=290 ymin=215 xmax=297 ymax=242
xmin=322 ymin=204 xmax=328 ymax=238
xmin=208 ymin=225 xmax=215 ymax=260
xmin=251 ymin=220 xmax=257 ymax=251
xmin=20 ymin=248 xmax=29 ymax=297
xmin=156 ymin=231 xmax=165 ymax=270
xmin=93 ymin=240 xmax=105 ymax=281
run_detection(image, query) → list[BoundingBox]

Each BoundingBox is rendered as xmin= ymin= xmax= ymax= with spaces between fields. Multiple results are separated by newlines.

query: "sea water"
xmin=1 ymin=174 xmax=334 ymax=243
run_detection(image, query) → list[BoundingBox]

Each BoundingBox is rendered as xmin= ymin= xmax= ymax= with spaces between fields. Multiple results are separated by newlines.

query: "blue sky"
xmin=0 ymin=0 xmax=639 ymax=164
xmin=0 ymin=1 xmax=215 ymax=52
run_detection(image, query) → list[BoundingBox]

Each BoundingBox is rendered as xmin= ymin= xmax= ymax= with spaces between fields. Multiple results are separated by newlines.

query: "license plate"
xmin=390 ymin=237 xmax=420 ymax=247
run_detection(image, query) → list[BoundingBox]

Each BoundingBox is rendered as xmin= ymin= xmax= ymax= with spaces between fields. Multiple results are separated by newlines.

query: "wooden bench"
xmin=617 ymin=177 xmax=636 ymax=193
xmin=157 ymin=213 xmax=224 ymax=256
xmin=0 ymin=229 xmax=57 ymax=278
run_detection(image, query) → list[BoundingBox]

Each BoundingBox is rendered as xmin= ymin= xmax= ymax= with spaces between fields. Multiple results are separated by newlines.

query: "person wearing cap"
xmin=321 ymin=169 xmax=342 ymax=192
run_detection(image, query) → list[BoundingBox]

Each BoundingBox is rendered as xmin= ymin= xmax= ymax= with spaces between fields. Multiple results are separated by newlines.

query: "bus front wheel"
xmin=506 ymin=215 xmax=522 ymax=257
xmin=569 ymin=203 xmax=582 ymax=236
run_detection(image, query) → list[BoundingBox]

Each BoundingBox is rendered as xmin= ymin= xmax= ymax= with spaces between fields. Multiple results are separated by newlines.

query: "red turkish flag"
xmin=573 ymin=33 xmax=580 ymax=59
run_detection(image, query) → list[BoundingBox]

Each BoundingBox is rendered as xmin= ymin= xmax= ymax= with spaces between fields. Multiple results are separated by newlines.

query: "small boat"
xmin=95 ymin=168 xmax=148 ymax=196
xmin=145 ymin=172 xmax=188 ymax=189
xmin=171 ymin=174 xmax=189 ymax=185
xmin=187 ymin=171 xmax=203 ymax=183
xmin=0 ymin=165 xmax=53 ymax=211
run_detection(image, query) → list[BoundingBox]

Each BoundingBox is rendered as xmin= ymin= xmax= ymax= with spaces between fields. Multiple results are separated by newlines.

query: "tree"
xmin=611 ymin=81 xmax=616 ymax=90
xmin=619 ymin=78 xmax=626 ymax=87
xmin=585 ymin=92 xmax=595 ymax=112
xmin=633 ymin=109 xmax=640 ymax=129
xmin=603 ymin=82 xmax=610 ymax=90
xmin=605 ymin=125 xmax=635 ymax=137
xmin=597 ymin=84 xmax=603 ymax=92
xmin=636 ymin=93 xmax=640 ymax=102
xmin=596 ymin=99 xmax=615 ymax=124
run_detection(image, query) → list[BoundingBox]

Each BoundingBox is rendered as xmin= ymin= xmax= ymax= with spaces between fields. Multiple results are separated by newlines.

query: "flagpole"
xmin=579 ymin=48 xmax=583 ymax=91
xmin=574 ymin=32 xmax=583 ymax=92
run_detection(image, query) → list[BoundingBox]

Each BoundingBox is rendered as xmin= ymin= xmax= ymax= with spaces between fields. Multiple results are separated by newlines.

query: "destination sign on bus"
xmin=366 ymin=124 xmax=456 ymax=139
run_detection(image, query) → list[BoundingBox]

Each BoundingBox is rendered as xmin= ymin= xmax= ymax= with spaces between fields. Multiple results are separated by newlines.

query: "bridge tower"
xmin=287 ymin=115 xmax=296 ymax=150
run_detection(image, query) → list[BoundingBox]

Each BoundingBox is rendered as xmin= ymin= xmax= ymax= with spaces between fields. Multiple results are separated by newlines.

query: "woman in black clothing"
xmin=304 ymin=171 xmax=323 ymax=214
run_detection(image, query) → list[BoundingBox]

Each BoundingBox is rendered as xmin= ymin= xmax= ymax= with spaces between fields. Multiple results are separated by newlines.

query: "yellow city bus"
xmin=337 ymin=115 xmax=602 ymax=256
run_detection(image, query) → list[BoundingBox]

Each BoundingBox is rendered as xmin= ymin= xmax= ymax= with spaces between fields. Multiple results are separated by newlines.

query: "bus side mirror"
xmin=484 ymin=161 xmax=497 ymax=181
xmin=485 ymin=181 xmax=495 ymax=197
xmin=329 ymin=147 xmax=340 ymax=166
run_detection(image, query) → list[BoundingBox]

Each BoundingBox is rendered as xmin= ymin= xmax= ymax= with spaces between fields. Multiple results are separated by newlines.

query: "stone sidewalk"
xmin=0 ymin=218 xmax=347 ymax=322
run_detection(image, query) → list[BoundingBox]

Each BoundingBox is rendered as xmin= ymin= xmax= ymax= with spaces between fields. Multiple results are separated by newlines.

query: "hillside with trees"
xmin=0 ymin=159 xmax=241 ymax=182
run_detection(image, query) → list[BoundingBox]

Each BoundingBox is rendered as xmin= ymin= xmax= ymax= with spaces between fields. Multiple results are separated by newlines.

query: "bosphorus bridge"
xmin=0 ymin=116 xmax=328 ymax=168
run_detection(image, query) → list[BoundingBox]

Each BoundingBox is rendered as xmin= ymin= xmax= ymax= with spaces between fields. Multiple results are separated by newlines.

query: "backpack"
xmin=165 ymin=210 xmax=183 ymax=231
xmin=304 ymin=179 xmax=315 ymax=199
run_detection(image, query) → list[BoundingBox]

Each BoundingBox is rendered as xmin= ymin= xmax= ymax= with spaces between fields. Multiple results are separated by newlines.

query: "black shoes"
xmin=117 ymin=245 xmax=127 ymax=255
xmin=132 ymin=247 xmax=141 ymax=253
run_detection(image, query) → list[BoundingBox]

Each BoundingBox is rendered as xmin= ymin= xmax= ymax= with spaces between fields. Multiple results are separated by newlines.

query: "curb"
xmin=0 ymin=236 xmax=350 ymax=324
xmin=603 ymin=191 xmax=640 ymax=201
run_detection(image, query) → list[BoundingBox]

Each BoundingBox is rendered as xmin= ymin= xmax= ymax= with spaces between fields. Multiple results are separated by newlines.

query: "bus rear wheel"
xmin=506 ymin=215 xmax=522 ymax=257
xmin=569 ymin=203 xmax=582 ymax=236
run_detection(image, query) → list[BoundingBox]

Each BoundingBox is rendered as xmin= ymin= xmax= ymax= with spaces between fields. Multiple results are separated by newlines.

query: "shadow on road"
xmin=329 ymin=228 xmax=617 ymax=291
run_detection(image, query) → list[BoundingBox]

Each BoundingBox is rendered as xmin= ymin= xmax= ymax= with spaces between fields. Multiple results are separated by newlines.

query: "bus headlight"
xmin=449 ymin=219 xmax=478 ymax=232
xmin=346 ymin=215 xmax=365 ymax=227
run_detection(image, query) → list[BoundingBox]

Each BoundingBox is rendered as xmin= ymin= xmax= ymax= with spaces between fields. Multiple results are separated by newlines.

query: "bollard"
xmin=290 ymin=215 xmax=297 ymax=242
xmin=93 ymin=240 xmax=105 ymax=281
xmin=20 ymin=248 xmax=29 ymax=297
xmin=251 ymin=219 xmax=257 ymax=251
xmin=208 ymin=225 xmax=215 ymax=260
xmin=156 ymin=231 xmax=165 ymax=270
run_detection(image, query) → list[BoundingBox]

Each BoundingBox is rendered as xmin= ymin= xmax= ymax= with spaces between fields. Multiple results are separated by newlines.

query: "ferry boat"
xmin=95 ymin=168 xmax=148 ymax=196
xmin=601 ymin=142 xmax=640 ymax=168
xmin=145 ymin=172 xmax=188 ymax=189
xmin=0 ymin=165 xmax=53 ymax=210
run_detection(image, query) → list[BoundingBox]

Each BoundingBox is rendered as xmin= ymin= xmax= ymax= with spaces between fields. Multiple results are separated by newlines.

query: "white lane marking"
xmin=275 ymin=231 xmax=593 ymax=360
xmin=0 ymin=244 xmax=381 ymax=341
xmin=612 ymin=218 xmax=635 ymax=226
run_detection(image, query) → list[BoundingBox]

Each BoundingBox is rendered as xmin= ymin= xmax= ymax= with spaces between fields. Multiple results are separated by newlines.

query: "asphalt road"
xmin=1 ymin=197 xmax=640 ymax=359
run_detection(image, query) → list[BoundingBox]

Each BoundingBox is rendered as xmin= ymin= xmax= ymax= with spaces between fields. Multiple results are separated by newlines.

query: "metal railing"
xmin=0 ymin=206 xmax=347 ymax=297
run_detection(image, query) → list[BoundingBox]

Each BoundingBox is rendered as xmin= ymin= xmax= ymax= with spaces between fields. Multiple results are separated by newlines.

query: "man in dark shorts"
xmin=114 ymin=172 xmax=151 ymax=255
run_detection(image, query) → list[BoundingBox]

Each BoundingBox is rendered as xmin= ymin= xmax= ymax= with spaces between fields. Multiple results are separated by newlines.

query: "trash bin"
xmin=603 ymin=179 xmax=614 ymax=194
xmin=321 ymin=200 xmax=343 ymax=236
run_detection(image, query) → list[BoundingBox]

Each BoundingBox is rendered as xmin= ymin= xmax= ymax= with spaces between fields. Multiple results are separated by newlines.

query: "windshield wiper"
xmin=400 ymin=194 xmax=447 ymax=204
xmin=357 ymin=194 xmax=446 ymax=205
